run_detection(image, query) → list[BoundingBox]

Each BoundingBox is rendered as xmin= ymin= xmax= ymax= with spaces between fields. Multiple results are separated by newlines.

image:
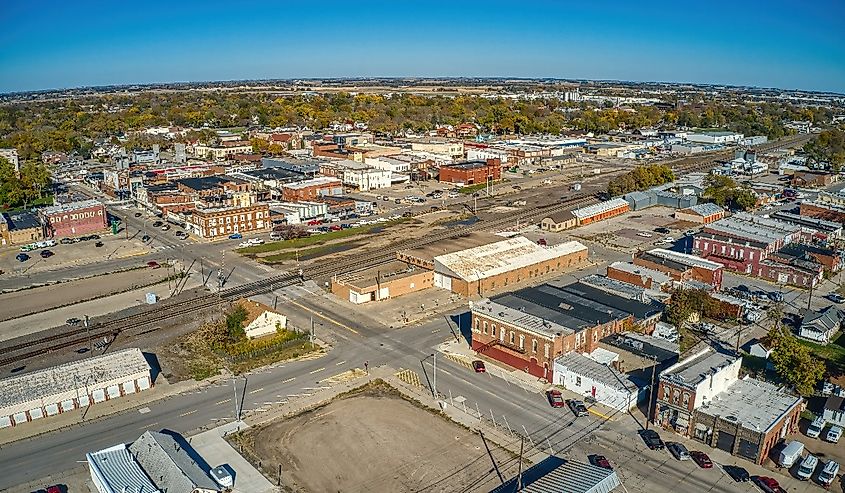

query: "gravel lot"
xmin=235 ymin=381 xmax=519 ymax=493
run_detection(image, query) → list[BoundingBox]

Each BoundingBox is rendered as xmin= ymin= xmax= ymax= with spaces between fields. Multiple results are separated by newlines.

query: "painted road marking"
xmin=138 ymin=407 xmax=151 ymax=414
xmin=179 ymin=410 xmax=197 ymax=417
xmin=215 ymin=399 xmax=231 ymax=406
xmin=588 ymin=408 xmax=615 ymax=421
xmin=336 ymin=360 xmax=347 ymax=366
xmin=248 ymin=387 xmax=264 ymax=394
xmin=285 ymin=298 xmax=360 ymax=335
xmin=287 ymin=394 xmax=301 ymax=398
xmin=282 ymin=377 xmax=296 ymax=383
xmin=138 ymin=422 xmax=158 ymax=430
xmin=309 ymin=367 xmax=326 ymax=374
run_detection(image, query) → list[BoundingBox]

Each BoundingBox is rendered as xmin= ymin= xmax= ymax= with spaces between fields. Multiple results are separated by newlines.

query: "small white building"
xmin=0 ymin=348 xmax=152 ymax=428
xmin=686 ymin=132 xmax=744 ymax=145
xmin=553 ymin=351 xmax=643 ymax=412
xmin=799 ymin=306 xmax=842 ymax=345
xmin=235 ymin=298 xmax=287 ymax=339
xmin=823 ymin=395 xmax=845 ymax=428
xmin=342 ymin=164 xmax=392 ymax=191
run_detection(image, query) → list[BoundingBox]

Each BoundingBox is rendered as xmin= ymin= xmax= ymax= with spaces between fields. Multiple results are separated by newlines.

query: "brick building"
xmin=331 ymin=261 xmax=434 ymax=304
xmin=438 ymin=159 xmax=502 ymax=185
xmin=470 ymin=281 xmax=658 ymax=381
xmin=40 ymin=200 xmax=108 ymax=238
xmin=606 ymin=261 xmax=674 ymax=291
xmin=800 ymin=200 xmax=845 ymax=224
xmin=634 ymin=248 xmax=724 ymax=291
xmin=674 ymin=203 xmax=726 ymax=224
xmin=281 ymin=177 xmax=343 ymax=202
xmin=540 ymin=210 xmax=577 ymax=232
xmin=184 ymin=204 xmax=270 ymax=239
xmin=1 ymin=212 xmax=43 ymax=246
xmin=571 ymin=198 xmax=630 ymax=226
xmin=432 ymin=237 xmax=588 ymax=297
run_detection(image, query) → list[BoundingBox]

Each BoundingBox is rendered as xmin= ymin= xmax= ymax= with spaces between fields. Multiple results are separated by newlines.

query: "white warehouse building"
xmin=553 ymin=351 xmax=644 ymax=411
xmin=0 ymin=348 xmax=152 ymax=428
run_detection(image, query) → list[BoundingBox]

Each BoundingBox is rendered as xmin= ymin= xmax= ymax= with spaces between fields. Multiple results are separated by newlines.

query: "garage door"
xmin=60 ymin=400 xmax=75 ymax=412
xmin=92 ymin=389 xmax=106 ymax=403
xmin=122 ymin=381 xmax=136 ymax=394
xmin=0 ymin=416 xmax=11 ymax=428
xmin=106 ymin=385 xmax=121 ymax=399
xmin=29 ymin=408 xmax=44 ymax=420
xmin=737 ymin=438 xmax=760 ymax=461
xmin=434 ymin=272 xmax=452 ymax=290
xmin=12 ymin=412 xmax=27 ymax=425
xmin=716 ymin=431 xmax=735 ymax=453
xmin=45 ymin=404 xmax=60 ymax=416
xmin=78 ymin=395 xmax=91 ymax=407
xmin=137 ymin=377 xmax=151 ymax=391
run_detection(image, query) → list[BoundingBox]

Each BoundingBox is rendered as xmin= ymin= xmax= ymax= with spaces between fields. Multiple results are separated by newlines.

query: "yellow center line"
xmin=285 ymin=298 xmax=360 ymax=335
xmin=587 ymin=408 xmax=615 ymax=421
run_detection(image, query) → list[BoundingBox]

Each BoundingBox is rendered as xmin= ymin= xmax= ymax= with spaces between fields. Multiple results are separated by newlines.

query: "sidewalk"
xmin=189 ymin=421 xmax=277 ymax=493
xmin=437 ymin=337 xmax=551 ymax=393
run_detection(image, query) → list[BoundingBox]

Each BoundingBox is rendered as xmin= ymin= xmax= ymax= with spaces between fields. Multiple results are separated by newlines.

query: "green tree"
xmin=767 ymin=322 xmax=824 ymax=395
xmin=225 ymin=304 xmax=248 ymax=342
xmin=803 ymin=129 xmax=845 ymax=172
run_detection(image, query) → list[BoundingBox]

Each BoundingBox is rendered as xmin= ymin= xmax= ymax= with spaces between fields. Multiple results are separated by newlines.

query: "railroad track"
xmin=0 ymin=135 xmax=810 ymax=367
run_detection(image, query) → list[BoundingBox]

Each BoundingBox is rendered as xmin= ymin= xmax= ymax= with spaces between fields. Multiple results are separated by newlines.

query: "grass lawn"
xmin=1 ymin=195 xmax=54 ymax=214
xmin=797 ymin=333 xmax=845 ymax=374
xmin=237 ymin=218 xmax=409 ymax=255
xmin=459 ymin=180 xmax=504 ymax=194
xmin=259 ymin=243 xmax=349 ymax=264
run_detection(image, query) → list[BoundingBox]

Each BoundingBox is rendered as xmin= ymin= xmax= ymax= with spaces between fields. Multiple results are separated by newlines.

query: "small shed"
xmin=553 ymin=352 xmax=643 ymax=411
xmin=540 ymin=209 xmax=576 ymax=232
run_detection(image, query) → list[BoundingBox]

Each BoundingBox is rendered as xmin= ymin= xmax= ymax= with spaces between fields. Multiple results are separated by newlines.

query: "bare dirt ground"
xmin=0 ymin=267 xmax=172 ymax=321
xmin=235 ymin=381 xmax=519 ymax=493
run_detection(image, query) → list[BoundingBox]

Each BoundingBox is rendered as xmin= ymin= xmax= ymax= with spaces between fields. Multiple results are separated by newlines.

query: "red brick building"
xmin=571 ymin=198 xmax=630 ymax=226
xmin=185 ymin=204 xmax=271 ymax=239
xmin=800 ymin=201 xmax=845 ymax=224
xmin=634 ymin=248 xmax=724 ymax=291
xmin=281 ymin=177 xmax=343 ymax=202
xmin=40 ymin=200 xmax=108 ymax=238
xmin=439 ymin=159 xmax=502 ymax=185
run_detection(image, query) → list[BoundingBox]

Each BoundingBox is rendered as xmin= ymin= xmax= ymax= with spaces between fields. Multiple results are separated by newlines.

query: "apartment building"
xmin=185 ymin=204 xmax=270 ymax=239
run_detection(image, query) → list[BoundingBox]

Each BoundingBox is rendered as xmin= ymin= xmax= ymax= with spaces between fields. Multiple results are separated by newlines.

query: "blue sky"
xmin=1 ymin=0 xmax=843 ymax=93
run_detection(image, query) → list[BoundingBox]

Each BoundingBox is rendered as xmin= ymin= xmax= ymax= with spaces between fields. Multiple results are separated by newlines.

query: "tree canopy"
xmin=767 ymin=321 xmax=825 ymax=396
xmin=702 ymin=174 xmax=756 ymax=211
xmin=0 ymin=157 xmax=51 ymax=209
xmin=803 ymin=128 xmax=845 ymax=172
xmin=607 ymin=164 xmax=674 ymax=197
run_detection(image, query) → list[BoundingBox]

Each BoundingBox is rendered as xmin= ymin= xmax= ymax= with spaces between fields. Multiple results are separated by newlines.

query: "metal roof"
xmin=661 ymin=349 xmax=737 ymax=389
xmin=680 ymin=203 xmax=725 ymax=217
xmin=572 ymin=198 xmax=629 ymax=220
xmin=41 ymin=199 xmax=103 ymax=215
xmin=434 ymin=237 xmax=587 ymax=282
xmin=491 ymin=456 xmax=621 ymax=493
xmin=87 ymin=444 xmax=160 ymax=493
xmin=130 ymin=431 xmax=220 ymax=492
xmin=282 ymin=176 xmax=342 ymax=190
xmin=2 ymin=211 xmax=41 ymax=230
xmin=556 ymin=352 xmax=639 ymax=394
xmin=0 ymin=348 xmax=150 ymax=409
xmin=697 ymin=377 xmax=802 ymax=434
xmin=608 ymin=261 xmax=672 ymax=285
xmin=647 ymin=248 xmax=723 ymax=270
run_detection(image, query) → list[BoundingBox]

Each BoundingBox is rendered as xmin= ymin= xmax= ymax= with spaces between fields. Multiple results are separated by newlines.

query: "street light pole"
xmin=645 ymin=355 xmax=657 ymax=430
xmin=432 ymin=352 xmax=437 ymax=399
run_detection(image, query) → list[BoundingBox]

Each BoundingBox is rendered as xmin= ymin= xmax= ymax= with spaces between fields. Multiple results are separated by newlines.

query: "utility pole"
xmin=231 ymin=373 xmax=239 ymax=422
xmin=432 ymin=352 xmax=437 ymax=399
xmin=85 ymin=315 xmax=91 ymax=355
xmin=645 ymin=355 xmax=657 ymax=430
xmin=517 ymin=436 xmax=524 ymax=492
xmin=807 ymin=279 xmax=814 ymax=311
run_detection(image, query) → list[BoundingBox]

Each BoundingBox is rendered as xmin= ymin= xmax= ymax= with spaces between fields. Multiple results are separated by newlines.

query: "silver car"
xmin=667 ymin=442 xmax=691 ymax=461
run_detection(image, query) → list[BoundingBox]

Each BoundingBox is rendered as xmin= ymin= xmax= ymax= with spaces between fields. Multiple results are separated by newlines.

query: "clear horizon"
xmin=1 ymin=0 xmax=844 ymax=94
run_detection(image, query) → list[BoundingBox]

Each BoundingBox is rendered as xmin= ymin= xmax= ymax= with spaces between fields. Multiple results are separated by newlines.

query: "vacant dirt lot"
xmin=235 ymin=382 xmax=519 ymax=493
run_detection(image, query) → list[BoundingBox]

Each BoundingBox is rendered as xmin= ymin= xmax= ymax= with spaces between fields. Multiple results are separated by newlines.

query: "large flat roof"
xmin=282 ymin=176 xmax=342 ymax=189
xmin=41 ymin=199 xmax=103 ymax=215
xmin=697 ymin=377 xmax=802 ymax=434
xmin=491 ymin=456 xmax=621 ymax=493
xmin=556 ymin=352 xmax=639 ymax=393
xmin=398 ymin=232 xmax=501 ymax=264
xmin=647 ymin=248 xmax=724 ymax=270
xmin=661 ymin=349 xmax=737 ymax=389
xmin=87 ymin=444 xmax=160 ymax=493
xmin=434 ymin=237 xmax=587 ymax=282
xmin=572 ymin=198 xmax=629 ymax=219
xmin=0 ymin=348 xmax=150 ymax=410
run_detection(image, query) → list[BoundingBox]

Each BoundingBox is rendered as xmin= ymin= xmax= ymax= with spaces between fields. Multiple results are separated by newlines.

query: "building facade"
xmin=0 ymin=212 xmax=43 ymax=245
xmin=572 ymin=198 xmax=630 ymax=226
xmin=438 ymin=159 xmax=502 ymax=185
xmin=281 ymin=177 xmax=343 ymax=201
xmin=185 ymin=204 xmax=270 ymax=239
xmin=40 ymin=200 xmax=108 ymax=238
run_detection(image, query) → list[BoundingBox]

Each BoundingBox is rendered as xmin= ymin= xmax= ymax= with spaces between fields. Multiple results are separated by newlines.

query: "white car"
xmin=807 ymin=416 xmax=826 ymax=439
xmin=248 ymin=238 xmax=264 ymax=245
xmin=448 ymin=192 xmax=459 ymax=198
xmin=238 ymin=241 xmax=250 ymax=248
xmin=825 ymin=425 xmax=843 ymax=443
xmin=636 ymin=232 xmax=653 ymax=238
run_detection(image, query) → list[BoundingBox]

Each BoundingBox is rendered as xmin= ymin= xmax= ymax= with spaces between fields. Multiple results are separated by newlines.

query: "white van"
xmin=806 ymin=416 xmax=826 ymax=438
xmin=825 ymin=425 xmax=843 ymax=443
xmin=778 ymin=440 xmax=805 ymax=468
xmin=796 ymin=454 xmax=818 ymax=481
xmin=819 ymin=460 xmax=840 ymax=486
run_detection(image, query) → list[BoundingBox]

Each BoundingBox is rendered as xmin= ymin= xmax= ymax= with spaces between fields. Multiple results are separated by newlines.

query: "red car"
xmin=330 ymin=225 xmax=342 ymax=231
xmin=690 ymin=451 xmax=712 ymax=468
xmin=752 ymin=476 xmax=784 ymax=493
xmin=146 ymin=261 xmax=161 ymax=269
xmin=588 ymin=454 xmax=612 ymax=470
xmin=472 ymin=360 xmax=486 ymax=373
xmin=546 ymin=389 xmax=565 ymax=408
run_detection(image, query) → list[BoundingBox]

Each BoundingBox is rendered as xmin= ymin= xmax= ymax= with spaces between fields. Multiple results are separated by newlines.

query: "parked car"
xmin=638 ymin=429 xmax=665 ymax=450
xmin=161 ymin=224 xmax=170 ymax=231
xmin=248 ymin=238 xmax=264 ymax=245
xmin=239 ymin=241 xmax=251 ymax=248
xmin=95 ymin=241 xmax=104 ymax=247
xmin=15 ymin=253 xmax=30 ymax=262
xmin=723 ymin=465 xmax=750 ymax=482
xmin=753 ymin=476 xmax=784 ymax=493
xmin=472 ymin=360 xmax=486 ymax=373
xmin=146 ymin=261 xmax=161 ymax=269
xmin=567 ymin=399 xmax=589 ymax=417
xmin=654 ymin=227 xmax=671 ymax=234
xmin=59 ymin=238 xmax=74 ymax=245
xmin=546 ymin=389 xmax=565 ymax=408
xmin=806 ymin=416 xmax=825 ymax=438
xmin=134 ymin=212 xmax=142 ymax=217
xmin=152 ymin=221 xmax=163 ymax=227
xmin=228 ymin=233 xmax=242 ymax=239
xmin=636 ymin=232 xmax=653 ymax=238
xmin=141 ymin=235 xmax=151 ymax=242
xmin=667 ymin=442 xmax=691 ymax=461
xmin=768 ymin=291 xmax=784 ymax=302
xmin=89 ymin=234 xmax=100 ymax=240
xmin=825 ymin=425 xmax=843 ymax=443
xmin=690 ymin=451 xmax=712 ymax=468
xmin=587 ymin=454 xmax=612 ymax=470
xmin=819 ymin=460 xmax=840 ymax=487
xmin=65 ymin=318 xmax=81 ymax=326
xmin=795 ymin=454 xmax=818 ymax=481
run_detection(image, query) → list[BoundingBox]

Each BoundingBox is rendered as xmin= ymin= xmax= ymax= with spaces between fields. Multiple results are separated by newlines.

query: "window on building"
xmin=532 ymin=339 xmax=538 ymax=353
xmin=500 ymin=329 xmax=505 ymax=342
xmin=491 ymin=325 xmax=496 ymax=337
xmin=683 ymin=393 xmax=690 ymax=406
xmin=576 ymin=376 xmax=581 ymax=386
xmin=474 ymin=319 xmax=479 ymax=332
xmin=510 ymin=332 xmax=515 ymax=345
xmin=483 ymin=321 xmax=488 ymax=334
xmin=673 ymin=390 xmax=680 ymax=405
xmin=519 ymin=335 xmax=525 ymax=349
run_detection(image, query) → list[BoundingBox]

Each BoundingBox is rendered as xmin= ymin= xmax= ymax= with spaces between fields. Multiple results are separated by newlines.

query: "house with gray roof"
xmin=553 ymin=351 xmax=644 ymax=411
xmin=799 ymin=306 xmax=843 ymax=345
xmin=129 ymin=431 xmax=221 ymax=493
